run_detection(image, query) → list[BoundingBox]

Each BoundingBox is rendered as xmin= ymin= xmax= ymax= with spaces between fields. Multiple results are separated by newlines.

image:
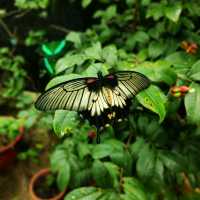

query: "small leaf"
xmin=102 ymin=45 xmax=118 ymax=66
xmin=130 ymin=137 xmax=146 ymax=157
xmin=136 ymin=85 xmax=167 ymax=122
xmin=55 ymin=53 xmax=86 ymax=74
xmin=66 ymin=32 xmax=82 ymax=48
xmin=82 ymin=0 xmax=92 ymax=8
xmin=188 ymin=60 xmax=200 ymax=81
xmin=148 ymin=41 xmax=165 ymax=58
xmin=146 ymin=3 xmax=164 ymax=20
xmin=122 ymin=177 xmax=147 ymax=200
xmin=84 ymin=42 xmax=102 ymax=60
xmin=164 ymin=3 xmax=182 ymax=23
xmin=184 ymin=82 xmax=200 ymax=124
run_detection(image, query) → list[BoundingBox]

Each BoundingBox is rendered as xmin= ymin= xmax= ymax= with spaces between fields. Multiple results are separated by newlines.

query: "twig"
xmin=50 ymin=24 xmax=71 ymax=34
xmin=0 ymin=18 xmax=13 ymax=38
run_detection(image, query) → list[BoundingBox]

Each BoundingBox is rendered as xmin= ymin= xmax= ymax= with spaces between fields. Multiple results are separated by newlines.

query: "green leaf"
xmin=78 ymin=143 xmax=92 ymax=159
xmin=92 ymin=144 xmax=114 ymax=159
xmin=136 ymin=144 xmax=156 ymax=180
xmin=188 ymin=60 xmax=200 ymax=81
xmin=184 ymin=82 xmax=200 ymax=124
xmin=53 ymin=110 xmax=79 ymax=136
xmin=133 ymin=31 xmax=149 ymax=43
xmin=122 ymin=177 xmax=147 ymax=200
xmin=104 ymin=162 xmax=120 ymax=189
xmin=136 ymin=85 xmax=167 ymax=122
xmin=55 ymin=53 xmax=86 ymax=74
xmin=102 ymin=45 xmax=118 ymax=66
xmin=82 ymin=0 xmax=92 ymax=8
xmin=66 ymin=32 xmax=82 ymax=48
xmin=64 ymin=187 xmax=100 ymax=200
xmin=135 ymin=61 xmax=177 ymax=85
xmin=46 ymin=73 xmax=82 ymax=89
xmin=92 ymin=160 xmax=112 ymax=187
xmin=148 ymin=41 xmax=165 ymax=58
xmin=57 ymin=161 xmax=71 ymax=191
xmin=84 ymin=42 xmax=102 ymax=61
xmin=83 ymin=63 xmax=109 ymax=77
xmin=130 ymin=137 xmax=146 ymax=157
xmin=164 ymin=3 xmax=182 ymax=23
xmin=165 ymin=52 xmax=197 ymax=75
xmin=146 ymin=3 xmax=164 ymax=20
xmin=94 ymin=5 xmax=117 ymax=21
xmin=159 ymin=151 xmax=185 ymax=172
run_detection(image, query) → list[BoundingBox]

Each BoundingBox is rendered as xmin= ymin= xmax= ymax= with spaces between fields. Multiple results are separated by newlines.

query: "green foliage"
xmin=0 ymin=47 xmax=26 ymax=99
xmin=0 ymin=116 xmax=23 ymax=141
xmin=2 ymin=0 xmax=200 ymax=199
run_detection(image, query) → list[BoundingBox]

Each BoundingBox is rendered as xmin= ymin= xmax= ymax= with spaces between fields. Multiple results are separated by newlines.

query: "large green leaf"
xmin=135 ymin=61 xmax=177 ymax=85
xmin=46 ymin=74 xmax=82 ymax=89
xmin=184 ymin=82 xmax=200 ymax=124
xmin=165 ymin=52 xmax=197 ymax=75
xmin=188 ymin=60 xmax=200 ymax=81
xmin=136 ymin=144 xmax=156 ymax=180
xmin=57 ymin=161 xmax=71 ymax=191
xmin=159 ymin=151 xmax=186 ymax=172
xmin=53 ymin=110 xmax=79 ymax=136
xmin=64 ymin=187 xmax=102 ymax=200
xmin=92 ymin=160 xmax=112 ymax=187
xmin=136 ymin=85 xmax=167 ymax=122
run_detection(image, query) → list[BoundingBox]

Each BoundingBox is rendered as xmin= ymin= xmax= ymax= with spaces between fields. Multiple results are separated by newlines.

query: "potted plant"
xmin=29 ymin=168 xmax=66 ymax=200
xmin=0 ymin=116 xmax=24 ymax=170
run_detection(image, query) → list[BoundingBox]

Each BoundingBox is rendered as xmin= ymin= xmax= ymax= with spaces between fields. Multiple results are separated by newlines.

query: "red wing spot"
xmin=86 ymin=78 xmax=97 ymax=84
xmin=107 ymin=75 xmax=115 ymax=80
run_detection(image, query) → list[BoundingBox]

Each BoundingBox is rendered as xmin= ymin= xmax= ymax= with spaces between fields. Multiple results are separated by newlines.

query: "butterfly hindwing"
xmin=114 ymin=71 xmax=150 ymax=99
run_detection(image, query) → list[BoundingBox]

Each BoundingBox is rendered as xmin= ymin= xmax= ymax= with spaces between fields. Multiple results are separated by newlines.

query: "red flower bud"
xmin=179 ymin=86 xmax=190 ymax=93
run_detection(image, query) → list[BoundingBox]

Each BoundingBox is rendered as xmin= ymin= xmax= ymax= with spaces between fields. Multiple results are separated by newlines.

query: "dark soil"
xmin=34 ymin=174 xmax=60 ymax=199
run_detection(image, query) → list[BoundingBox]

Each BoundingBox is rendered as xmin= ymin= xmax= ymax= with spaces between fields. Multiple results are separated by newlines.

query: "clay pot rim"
xmin=0 ymin=131 xmax=24 ymax=153
xmin=29 ymin=168 xmax=66 ymax=200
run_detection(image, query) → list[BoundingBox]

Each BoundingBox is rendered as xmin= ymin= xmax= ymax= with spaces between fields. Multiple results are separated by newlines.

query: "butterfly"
xmin=35 ymin=71 xmax=150 ymax=141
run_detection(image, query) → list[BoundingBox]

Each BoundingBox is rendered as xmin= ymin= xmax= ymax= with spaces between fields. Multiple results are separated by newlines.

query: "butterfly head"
xmin=97 ymin=71 xmax=104 ymax=80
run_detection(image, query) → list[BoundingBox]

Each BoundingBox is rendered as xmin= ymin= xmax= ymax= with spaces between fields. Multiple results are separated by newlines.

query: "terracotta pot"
xmin=29 ymin=168 xmax=66 ymax=200
xmin=0 ymin=130 xmax=24 ymax=170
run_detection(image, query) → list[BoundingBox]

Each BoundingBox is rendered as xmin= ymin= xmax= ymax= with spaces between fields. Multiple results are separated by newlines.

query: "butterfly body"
xmin=35 ymin=71 xmax=150 ymax=128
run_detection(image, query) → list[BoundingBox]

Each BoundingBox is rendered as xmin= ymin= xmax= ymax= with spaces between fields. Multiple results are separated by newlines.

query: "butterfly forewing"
xmin=35 ymin=78 xmax=90 ymax=111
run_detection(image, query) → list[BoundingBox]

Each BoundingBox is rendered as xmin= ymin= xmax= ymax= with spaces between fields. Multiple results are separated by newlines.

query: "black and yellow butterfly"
xmin=35 ymin=71 xmax=150 ymax=141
